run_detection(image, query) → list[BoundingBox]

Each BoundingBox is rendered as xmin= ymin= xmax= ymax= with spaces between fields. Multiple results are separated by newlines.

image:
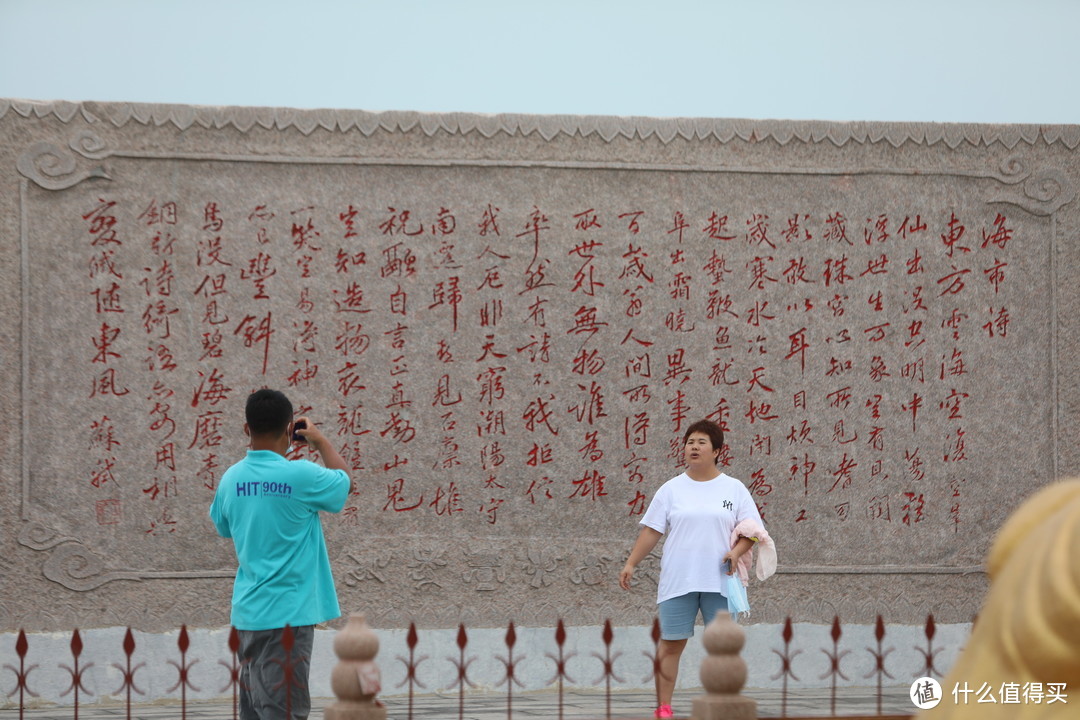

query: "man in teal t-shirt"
xmin=210 ymin=389 xmax=352 ymax=720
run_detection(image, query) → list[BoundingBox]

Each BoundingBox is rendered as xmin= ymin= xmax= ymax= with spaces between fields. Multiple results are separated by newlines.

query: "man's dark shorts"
xmin=238 ymin=625 xmax=314 ymax=720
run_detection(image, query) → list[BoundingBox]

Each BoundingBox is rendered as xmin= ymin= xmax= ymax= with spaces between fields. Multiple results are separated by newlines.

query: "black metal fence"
xmin=3 ymin=615 xmax=947 ymax=719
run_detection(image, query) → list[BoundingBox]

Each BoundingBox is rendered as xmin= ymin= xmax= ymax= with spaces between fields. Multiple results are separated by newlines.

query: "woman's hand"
xmin=619 ymin=563 xmax=635 ymax=590
xmin=723 ymin=536 xmax=756 ymax=575
xmin=620 ymin=526 xmax=662 ymax=590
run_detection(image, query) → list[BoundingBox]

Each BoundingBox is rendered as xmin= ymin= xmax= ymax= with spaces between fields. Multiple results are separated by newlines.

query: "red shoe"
xmin=654 ymin=704 xmax=674 ymax=719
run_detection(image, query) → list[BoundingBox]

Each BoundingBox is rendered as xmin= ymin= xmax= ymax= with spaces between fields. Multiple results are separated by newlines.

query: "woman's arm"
xmin=722 ymin=535 xmax=756 ymax=574
xmin=619 ymin=526 xmax=663 ymax=590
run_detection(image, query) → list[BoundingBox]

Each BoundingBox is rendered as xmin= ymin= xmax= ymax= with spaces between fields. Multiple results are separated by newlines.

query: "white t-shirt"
xmin=640 ymin=472 xmax=762 ymax=604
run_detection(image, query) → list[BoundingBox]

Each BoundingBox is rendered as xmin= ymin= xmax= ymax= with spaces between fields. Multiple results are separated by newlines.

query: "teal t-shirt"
xmin=210 ymin=450 xmax=350 ymax=631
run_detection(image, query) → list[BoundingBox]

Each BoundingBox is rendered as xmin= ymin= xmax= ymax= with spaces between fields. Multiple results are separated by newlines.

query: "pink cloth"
xmin=729 ymin=519 xmax=777 ymax=585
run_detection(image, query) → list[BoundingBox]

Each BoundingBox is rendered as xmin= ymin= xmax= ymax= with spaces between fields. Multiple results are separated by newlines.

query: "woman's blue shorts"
xmin=657 ymin=592 xmax=729 ymax=640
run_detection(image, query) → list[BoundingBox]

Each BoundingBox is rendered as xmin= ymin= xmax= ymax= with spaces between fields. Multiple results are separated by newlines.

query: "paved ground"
xmin=11 ymin=685 xmax=916 ymax=718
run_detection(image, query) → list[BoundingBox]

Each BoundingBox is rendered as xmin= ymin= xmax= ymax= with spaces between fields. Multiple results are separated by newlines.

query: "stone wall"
xmin=3 ymin=100 xmax=1078 ymax=633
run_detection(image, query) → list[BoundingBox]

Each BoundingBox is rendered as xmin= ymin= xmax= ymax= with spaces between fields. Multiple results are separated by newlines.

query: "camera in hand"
xmin=292 ymin=419 xmax=308 ymax=443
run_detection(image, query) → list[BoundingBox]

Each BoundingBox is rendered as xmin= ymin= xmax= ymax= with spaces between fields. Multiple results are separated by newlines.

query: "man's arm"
xmin=295 ymin=417 xmax=354 ymax=494
xmin=208 ymin=493 xmax=231 ymax=538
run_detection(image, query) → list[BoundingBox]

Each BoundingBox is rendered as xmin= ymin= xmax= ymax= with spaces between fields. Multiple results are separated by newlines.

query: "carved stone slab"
xmin=2 ymin=100 xmax=1077 ymax=631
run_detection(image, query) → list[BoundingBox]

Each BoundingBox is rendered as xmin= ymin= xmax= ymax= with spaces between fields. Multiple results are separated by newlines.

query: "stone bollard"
xmin=324 ymin=613 xmax=387 ymax=720
xmin=690 ymin=610 xmax=757 ymax=720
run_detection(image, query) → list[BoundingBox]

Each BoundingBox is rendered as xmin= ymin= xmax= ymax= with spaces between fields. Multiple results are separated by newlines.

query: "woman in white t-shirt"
xmin=619 ymin=418 xmax=763 ymax=720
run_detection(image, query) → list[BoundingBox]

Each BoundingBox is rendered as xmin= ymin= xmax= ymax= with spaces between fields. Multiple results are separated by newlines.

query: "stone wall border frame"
xmin=5 ymin=99 xmax=1080 ymax=149
xmin=12 ymin=117 xmax=1074 ymax=595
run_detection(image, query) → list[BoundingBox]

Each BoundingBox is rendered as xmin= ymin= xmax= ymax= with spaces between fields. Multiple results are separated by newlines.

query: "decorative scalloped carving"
xmin=989 ymin=167 xmax=1075 ymax=216
xmin=16 ymin=139 xmax=110 ymax=190
xmin=18 ymin=520 xmax=77 ymax=551
xmin=3 ymin=99 xmax=1078 ymax=149
xmin=69 ymin=129 xmax=108 ymax=159
xmin=42 ymin=541 xmax=142 ymax=591
xmin=20 ymin=519 xmax=236 ymax=591
xmin=988 ymin=164 xmax=1078 ymax=216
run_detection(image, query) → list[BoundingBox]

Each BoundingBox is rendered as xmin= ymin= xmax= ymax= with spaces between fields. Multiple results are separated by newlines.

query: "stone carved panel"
xmin=1 ymin=101 xmax=1077 ymax=631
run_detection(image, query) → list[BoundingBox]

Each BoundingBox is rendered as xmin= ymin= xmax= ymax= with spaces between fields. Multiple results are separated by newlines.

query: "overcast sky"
xmin=2 ymin=0 xmax=1078 ymax=124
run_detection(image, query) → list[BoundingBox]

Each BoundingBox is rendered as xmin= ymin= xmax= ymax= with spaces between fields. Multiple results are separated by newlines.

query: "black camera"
xmin=291 ymin=419 xmax=308 ymax=443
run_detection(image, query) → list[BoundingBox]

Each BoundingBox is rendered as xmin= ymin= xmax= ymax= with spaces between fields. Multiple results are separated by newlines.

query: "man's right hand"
xmin=293 ymin=416 xmax=324 ymax=447
xmin=294 ymin=417 xmax=352 ymax=486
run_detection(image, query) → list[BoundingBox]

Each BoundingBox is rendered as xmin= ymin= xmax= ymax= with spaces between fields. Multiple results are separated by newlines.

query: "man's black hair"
xmin=246 ymin=389 xmax=293 ymax=437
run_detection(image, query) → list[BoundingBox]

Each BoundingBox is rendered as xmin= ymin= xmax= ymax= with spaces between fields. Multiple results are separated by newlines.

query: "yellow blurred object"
xmin=921 ymin=479 xmax=1080 ymax=718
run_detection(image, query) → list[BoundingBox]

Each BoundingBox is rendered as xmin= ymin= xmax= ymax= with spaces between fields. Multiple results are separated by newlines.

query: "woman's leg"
xmin=655 ymin=637 xmax=688 ymax=707
xmin=655 ymin=592 xmax=697 ymax=710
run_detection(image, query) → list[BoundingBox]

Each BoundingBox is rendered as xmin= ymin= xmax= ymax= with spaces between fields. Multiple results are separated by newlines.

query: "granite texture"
xmin=2 ymin=100 xmax=1077 ymax=633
